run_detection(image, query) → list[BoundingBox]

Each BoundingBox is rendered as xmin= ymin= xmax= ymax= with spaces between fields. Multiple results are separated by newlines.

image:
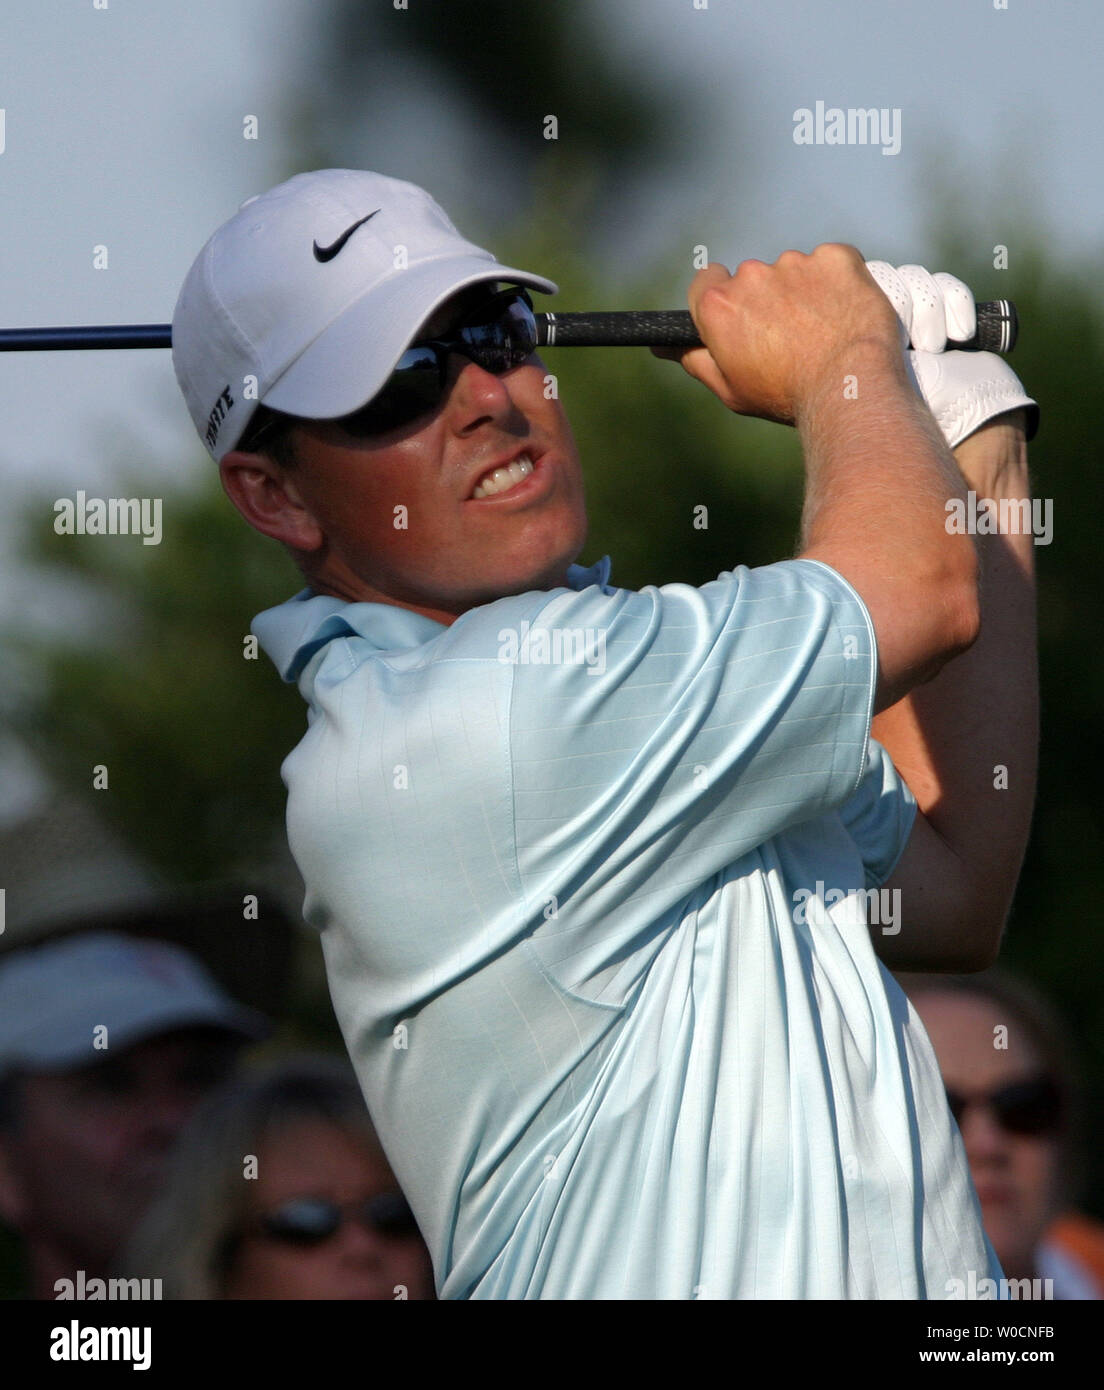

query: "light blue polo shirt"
xmin=253 ymin=557 xmax=1001 ymax=1299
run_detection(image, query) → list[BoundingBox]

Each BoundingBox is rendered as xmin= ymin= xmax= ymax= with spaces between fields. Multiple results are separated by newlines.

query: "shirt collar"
xmin=252 ymin=556 xmax=613 ymax=683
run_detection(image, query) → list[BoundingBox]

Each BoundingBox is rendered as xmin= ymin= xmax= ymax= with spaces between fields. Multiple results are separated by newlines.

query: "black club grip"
xmin=535 ymin=301 xmax=1018 ymax=355
xmin=536 ymin=310 xmax=703 ymax=349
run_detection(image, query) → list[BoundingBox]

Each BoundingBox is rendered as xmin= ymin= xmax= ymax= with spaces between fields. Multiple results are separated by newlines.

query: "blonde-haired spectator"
xmin=122 ymin=1053 xmax=434 ymax=1300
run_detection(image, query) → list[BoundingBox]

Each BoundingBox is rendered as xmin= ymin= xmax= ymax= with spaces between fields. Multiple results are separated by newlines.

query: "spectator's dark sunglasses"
xmin=256 ymin=1192 xmax=420 ymax=1247
xmin=335 ymin=285 xmax=538 ymax=438
xmin=944 ymin=1075 xmax=1062 ymax=1137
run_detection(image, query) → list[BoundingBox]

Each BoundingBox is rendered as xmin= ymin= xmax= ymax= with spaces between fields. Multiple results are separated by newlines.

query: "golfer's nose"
xmin=446 ymin=357 xmax=520 ymax=434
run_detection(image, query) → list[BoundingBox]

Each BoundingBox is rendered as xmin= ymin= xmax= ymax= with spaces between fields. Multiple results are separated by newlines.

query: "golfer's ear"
xmin=218 ymin=449 xmax=324 ymax=552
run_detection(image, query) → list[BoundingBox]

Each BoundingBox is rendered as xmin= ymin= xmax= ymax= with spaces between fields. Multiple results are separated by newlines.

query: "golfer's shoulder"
xmin=254 ymin=559 xmax=871 ymax=695
xmin=450 ymin=557 xmax=873 ymax=669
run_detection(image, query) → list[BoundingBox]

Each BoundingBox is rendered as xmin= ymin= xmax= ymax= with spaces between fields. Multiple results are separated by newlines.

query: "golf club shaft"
xmin=0 ymin=300 xmax=1019 ymax=355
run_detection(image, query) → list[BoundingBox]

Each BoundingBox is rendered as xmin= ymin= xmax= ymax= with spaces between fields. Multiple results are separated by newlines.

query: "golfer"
xmin=173 ymin=169 xmax=1039 ymax=1299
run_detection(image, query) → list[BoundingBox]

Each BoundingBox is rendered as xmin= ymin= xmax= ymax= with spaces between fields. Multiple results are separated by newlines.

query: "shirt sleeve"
xmin=505 ymin=557 xmax=878 ymax=916
xmin=837 ymin=738 xmax=918 ymax=889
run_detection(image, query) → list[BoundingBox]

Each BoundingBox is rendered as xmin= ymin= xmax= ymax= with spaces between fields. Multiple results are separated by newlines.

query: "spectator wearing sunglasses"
xmin=121 ymin=1054 xmax=435 ymax=1300
xmin=901 ymin=970 xmax=1104 ymax=1299
xmin=172 ymin=170 xmax=1037 ymax=1298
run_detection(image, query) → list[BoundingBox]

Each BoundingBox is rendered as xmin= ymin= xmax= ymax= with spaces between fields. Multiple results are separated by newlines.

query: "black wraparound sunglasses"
xmin=343 ymin=285 xmax=538 ymax=435
xmin=944 ymin=1075 xmax=1063 ymax=1137
xmin=253 ymin=1192 xmax=421 ymax=1248
xmin=244 ymin=286 xmax=539 ymax=451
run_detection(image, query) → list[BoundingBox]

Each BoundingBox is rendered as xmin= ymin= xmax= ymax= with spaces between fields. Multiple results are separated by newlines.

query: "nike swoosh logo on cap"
xmin=312 ymin=210 xmax=381 ymax=263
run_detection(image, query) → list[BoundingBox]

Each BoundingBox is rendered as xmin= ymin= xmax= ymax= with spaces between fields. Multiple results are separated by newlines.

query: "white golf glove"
xmin=865 ymin=260 xmax=1038 ymax=448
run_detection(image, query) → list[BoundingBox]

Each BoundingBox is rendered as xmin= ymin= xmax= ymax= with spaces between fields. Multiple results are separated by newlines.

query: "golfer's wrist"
xmin=952 ymin=411 xmax=1031 ymax=498
xmin=793 ymin=335 xmax=910 ymax=436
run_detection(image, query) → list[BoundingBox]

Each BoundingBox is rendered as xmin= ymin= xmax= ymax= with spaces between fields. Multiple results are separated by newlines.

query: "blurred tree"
xmin=303 ymin=0 xmax=699 ymax=254
xmin=10 ymin=476 xmax=306 ymax=883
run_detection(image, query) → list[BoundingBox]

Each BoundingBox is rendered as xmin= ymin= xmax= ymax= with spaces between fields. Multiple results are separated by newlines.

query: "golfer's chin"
xmin=467 ymin=544 xmax=587 ymax=609
xmin=497 ymin=513 xmax=589 ymax=598
xmin=308 ymin=526 xmax=586 ymax=618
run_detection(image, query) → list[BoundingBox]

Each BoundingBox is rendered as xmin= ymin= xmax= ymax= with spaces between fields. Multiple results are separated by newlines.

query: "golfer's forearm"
xmin=795 ymin=342 xmax=979 ymax=711
xmin=872 ymin=415 xmax=1037 ymax=931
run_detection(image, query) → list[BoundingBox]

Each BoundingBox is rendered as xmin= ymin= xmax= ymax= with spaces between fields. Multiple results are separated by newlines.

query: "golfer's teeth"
xmin=473 ymin=456 xmax=534 ymax=499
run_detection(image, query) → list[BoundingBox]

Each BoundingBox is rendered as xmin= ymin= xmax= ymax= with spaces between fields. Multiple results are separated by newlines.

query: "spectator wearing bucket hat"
xmin=0 ymin=931 xmax=269 ymax=1298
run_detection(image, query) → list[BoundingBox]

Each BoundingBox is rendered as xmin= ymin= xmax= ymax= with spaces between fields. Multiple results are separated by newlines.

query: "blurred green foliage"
xmin=11 ymin=482 xmax=306 ymax=882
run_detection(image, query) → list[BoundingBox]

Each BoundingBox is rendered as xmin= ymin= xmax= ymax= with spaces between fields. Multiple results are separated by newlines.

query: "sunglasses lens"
xmin=258 ymin=1192 xmax=419 ymax=1247
xmin=945 ymin=1077 xmax=1061 ymax=1137
xmin=365 ymin=1192 xmax=419 ymax=1238
xmin=460 ymin=293 xmax=537 ymax=372
xmin=995 ymin=1078 xmax=1062 ymax=1136
xmin=262 ymin=1197 xmax=341 ymax=1245
xmin=337 ymin=346 xmax=444 ymax=437
xmin=334 ymin=291 xmax=537 ymax=440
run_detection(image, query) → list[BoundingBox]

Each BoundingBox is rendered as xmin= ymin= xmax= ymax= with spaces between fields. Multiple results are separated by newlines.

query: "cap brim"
xmin=262 ymin=258 xmax=557 ymax=421
xmin=14 ymin=999 xmax=270 ymax=1073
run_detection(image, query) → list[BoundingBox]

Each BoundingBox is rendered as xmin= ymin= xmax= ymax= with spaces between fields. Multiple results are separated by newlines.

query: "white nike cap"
xmin=172 ymin=169 xmax=558 ymax=460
